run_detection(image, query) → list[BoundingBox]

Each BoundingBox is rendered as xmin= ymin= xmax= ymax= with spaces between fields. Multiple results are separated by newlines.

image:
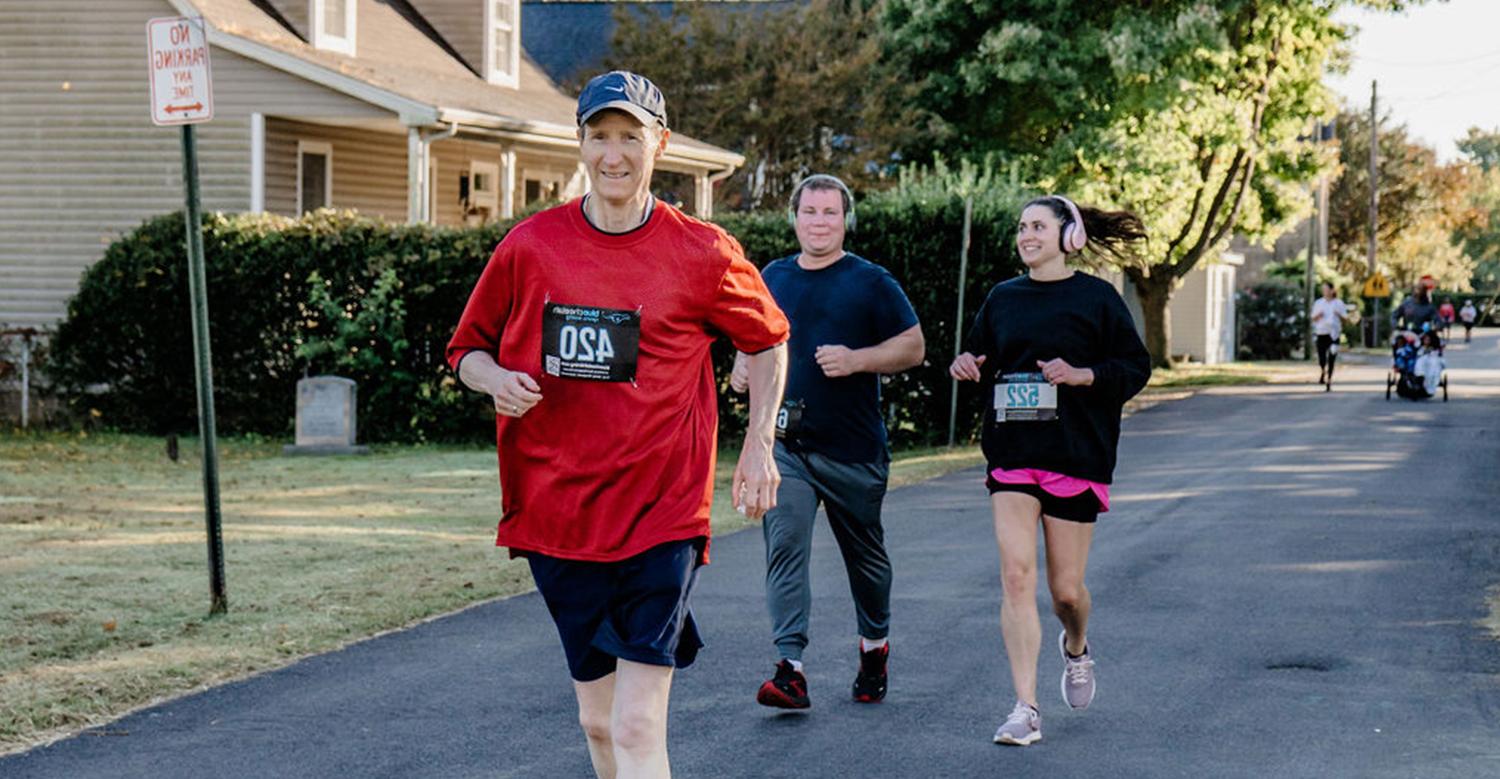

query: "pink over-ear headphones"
xmin=1052 ymin=195 xmax=1088 ymax=254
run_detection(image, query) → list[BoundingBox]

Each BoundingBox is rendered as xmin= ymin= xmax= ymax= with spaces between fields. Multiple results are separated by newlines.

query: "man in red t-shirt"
xmin=447 ymin=71 xmax=787 ymax=778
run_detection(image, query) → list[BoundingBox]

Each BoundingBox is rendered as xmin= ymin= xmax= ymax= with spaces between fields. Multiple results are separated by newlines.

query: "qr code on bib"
xmin=545 ymin=355 xmax=561 ymax=376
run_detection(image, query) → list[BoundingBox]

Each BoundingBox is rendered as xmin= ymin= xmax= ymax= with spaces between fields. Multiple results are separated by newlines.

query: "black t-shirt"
xmin=964 ymin=272 xmax=1150 ymax=484
xmin=762 ymin=253 xmax=920 ymax=463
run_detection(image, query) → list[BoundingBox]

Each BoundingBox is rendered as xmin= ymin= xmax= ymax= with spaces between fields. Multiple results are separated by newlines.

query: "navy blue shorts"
xmin=986 ymin=476 xmax=1101 ymax=524
xmin=526 ymin=538 xmax=705 ymax=682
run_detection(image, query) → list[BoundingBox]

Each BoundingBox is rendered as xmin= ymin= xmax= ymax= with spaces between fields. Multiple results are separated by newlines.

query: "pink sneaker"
xmin=1059 ymin=631 xmax=1096 ymax=710
xmin=993 ymin=701 xmax=1041 ymax=746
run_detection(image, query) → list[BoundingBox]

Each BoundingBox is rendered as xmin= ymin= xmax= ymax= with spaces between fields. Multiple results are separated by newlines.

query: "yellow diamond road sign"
xmin=1362 ymin=272 xmax=1391 ymax=298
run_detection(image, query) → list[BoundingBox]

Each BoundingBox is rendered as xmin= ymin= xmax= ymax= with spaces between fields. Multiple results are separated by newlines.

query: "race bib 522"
xmin=994 ymin=372 xmax=1058 ymax=423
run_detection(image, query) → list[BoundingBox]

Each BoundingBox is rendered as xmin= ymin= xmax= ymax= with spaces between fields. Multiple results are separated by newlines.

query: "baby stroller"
xmin=1386 ymin=326 xmax=1448 ymax=401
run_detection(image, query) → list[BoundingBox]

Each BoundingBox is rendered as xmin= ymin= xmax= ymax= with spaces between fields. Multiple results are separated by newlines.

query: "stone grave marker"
xmin=283 ymin=376 xmax=369 ymax=455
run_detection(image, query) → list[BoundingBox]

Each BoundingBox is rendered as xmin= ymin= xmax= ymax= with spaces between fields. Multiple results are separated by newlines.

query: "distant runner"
xmin=1311 ymin=281 xmax=1350 ymax=389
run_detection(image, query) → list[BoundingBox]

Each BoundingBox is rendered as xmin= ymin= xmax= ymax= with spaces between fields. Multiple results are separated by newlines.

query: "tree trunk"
xmin=1131 ymin=271 xmax=1176 ymax=369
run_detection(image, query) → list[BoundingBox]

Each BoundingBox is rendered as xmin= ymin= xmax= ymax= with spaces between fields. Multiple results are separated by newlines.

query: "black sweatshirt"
xmin=964 ymin=272 xmax=1151 ymax=484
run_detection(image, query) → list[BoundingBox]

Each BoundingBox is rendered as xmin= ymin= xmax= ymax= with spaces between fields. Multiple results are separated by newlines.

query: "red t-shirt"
xmin=446 ymin=199 xmax=788 ymax=563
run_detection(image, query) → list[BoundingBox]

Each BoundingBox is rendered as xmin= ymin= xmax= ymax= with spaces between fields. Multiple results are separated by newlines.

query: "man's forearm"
xmin=854 ymin=327 xmax=925 ymax=374
xmin=457 ymin=350 xmax=504 ymax=395
xmin=745 ymin=344 xmax=787 ymax=442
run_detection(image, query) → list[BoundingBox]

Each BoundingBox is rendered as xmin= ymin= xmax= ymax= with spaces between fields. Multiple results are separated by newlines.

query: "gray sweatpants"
xmin=762 ymin=442 xmax=892 ymax=661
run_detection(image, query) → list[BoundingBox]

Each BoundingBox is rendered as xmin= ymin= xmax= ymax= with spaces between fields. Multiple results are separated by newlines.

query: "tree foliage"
xmin=881 ymin=0 xmax=1424 ymax=366
xmin=1455 ymin=128 xmax=1500 ymax=290
xmin=1326 ymin=108 xmax=1478 ymax=290
xmin=605 ymin=0 xmax=929 ymax=210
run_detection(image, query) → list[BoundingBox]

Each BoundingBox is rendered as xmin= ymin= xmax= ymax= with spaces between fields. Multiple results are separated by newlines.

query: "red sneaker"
xmin=756 ymin=659 xmax=810 ymax=709
xmin=852 ymin=642 xmax=888 ymax=703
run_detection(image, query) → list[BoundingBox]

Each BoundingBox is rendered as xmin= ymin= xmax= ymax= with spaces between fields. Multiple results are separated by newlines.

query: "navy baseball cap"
xmin=576 ymin=71 xmax=668 ymax=129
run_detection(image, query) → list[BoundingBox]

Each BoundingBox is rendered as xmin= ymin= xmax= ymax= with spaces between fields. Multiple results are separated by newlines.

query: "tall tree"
xmin=1457 ymin=126 xmax=1500 ymax=173
xmin=605 ymin=0 xmax=929 ymax=210
xmin=1455 ymin=128 xmax=1500 ymax=290
xmin=882 ymin=0 xmax=1421 ymax=366
xmin=1326 ymin=109 xmax=1478 ymax=290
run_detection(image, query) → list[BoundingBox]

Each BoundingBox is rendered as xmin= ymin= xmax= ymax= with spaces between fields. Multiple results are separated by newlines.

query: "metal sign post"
xmin=947 ymin=196 xmax=973 ymax=448
xmin=148 ymin=17 xmax=226 ymax=615
xmin=1363 ymin=271 xmax=1391 ymax=349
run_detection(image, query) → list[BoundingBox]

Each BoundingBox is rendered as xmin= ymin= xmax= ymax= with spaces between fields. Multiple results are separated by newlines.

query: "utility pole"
xmin=1367 ymin=80 xmax=1382 ymax=346
xmin=1368 ymin=81 xmax=1379 ymax=274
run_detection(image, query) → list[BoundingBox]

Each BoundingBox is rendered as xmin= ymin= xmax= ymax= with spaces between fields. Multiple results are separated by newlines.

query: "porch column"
xmin=249 ymin=113 xmax=265 ymax=213
xmin=500 ymin=149 xmax=517 ymax=219
xmin=406 ymin=127 xmax=427 ymax=224
xmin=694 ymin=172 xmax=713 ymax=219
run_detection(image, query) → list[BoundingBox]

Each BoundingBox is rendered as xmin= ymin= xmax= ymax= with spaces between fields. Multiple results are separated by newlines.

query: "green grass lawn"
xmin=1148 ymin=359 xmax=1308 ymax=388
xmin=0 ymin=432 xmax=982 ymax=753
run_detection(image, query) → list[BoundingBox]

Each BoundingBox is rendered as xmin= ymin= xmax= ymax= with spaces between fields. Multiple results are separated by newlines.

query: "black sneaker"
xmin=757 ymin=660 xmax=810 ymax=709
xmin=852 ymin=642 xmax=889 ymax=703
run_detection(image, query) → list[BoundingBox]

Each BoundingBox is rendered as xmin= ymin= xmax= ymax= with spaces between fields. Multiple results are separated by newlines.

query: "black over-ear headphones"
xmin=788 ymin=174 xmax=856 ymax=232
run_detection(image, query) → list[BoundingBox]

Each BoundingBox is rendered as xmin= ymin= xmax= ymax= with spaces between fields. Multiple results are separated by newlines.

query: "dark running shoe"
xmin=852 ymin=642 xmax=889 ymax=703
xmin=757 ymin=660 xmax=810 ymax=709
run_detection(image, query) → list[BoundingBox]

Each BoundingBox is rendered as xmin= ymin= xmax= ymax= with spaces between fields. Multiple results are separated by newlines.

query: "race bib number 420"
xmin=542 ymin=302 xmax=640 ymax=382
xmin=994 ymin=372 xmax=1058 ymax=423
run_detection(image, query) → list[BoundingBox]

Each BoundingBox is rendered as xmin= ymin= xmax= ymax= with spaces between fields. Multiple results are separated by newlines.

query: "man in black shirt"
xmin=731 ymin=174 xmax=924 ymax=709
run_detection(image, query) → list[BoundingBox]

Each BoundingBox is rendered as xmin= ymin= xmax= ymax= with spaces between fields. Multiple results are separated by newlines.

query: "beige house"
xmin=1102 ymin=252 xmax=1244 ymax=365
xmin=0 ymin=0 xmax=745 ymax=330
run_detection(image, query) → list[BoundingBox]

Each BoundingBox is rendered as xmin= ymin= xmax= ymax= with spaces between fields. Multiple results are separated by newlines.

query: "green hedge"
xmin=1236 ymin=281 xmax=1306 ymax=360
xmin=50 ymin=190 xmax=1028 ymax=445
xmin=48 ymin=211 xmax=510 ymax=442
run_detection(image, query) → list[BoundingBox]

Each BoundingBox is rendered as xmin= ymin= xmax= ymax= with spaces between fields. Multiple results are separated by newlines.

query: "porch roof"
xmin=172 ymin=0 xmax=743 ymax=170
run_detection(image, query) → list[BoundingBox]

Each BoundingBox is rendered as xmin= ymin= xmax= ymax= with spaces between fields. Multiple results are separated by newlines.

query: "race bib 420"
xmin=542 ymin=302 xmax=640 ymax=382
xmin=994 ymin=372 xmax=1058 ymax=422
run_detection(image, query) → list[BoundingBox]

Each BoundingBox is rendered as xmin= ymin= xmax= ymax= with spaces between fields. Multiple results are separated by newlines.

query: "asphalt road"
xmin=6 ymin=332 xmax=1500 ymax=778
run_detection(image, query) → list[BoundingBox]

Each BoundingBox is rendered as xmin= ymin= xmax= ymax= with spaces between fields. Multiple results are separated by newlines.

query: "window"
xmin=523 ymin=171 xmax=563 ymax=207
xmin=485 ymin=0 xmax=519 ymax=87
xmin=310 ymin=0 xmax=356 ymax=55
xmin=297 ymin=141 xmax=333 ymax=214
xmin=464 ymin=160 xmax=500 ymax=223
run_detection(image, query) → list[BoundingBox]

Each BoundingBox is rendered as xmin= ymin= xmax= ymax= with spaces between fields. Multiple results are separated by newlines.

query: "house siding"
xmin=0 ymin=0 xmax=392 ymax=329
xmin=266 ymin=119 xmax=408 ymax=219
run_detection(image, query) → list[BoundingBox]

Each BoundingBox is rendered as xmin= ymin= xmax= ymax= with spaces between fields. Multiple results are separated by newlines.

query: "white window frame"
xmin=297 ymin=140 xmax=334 ymax=214
xmin=468 ymin=160 xmax=500 ymax=219
xmin=309 ymin=0 xmax=357 ymax=55
xmin=484 ymin=0 xmax=520 ymax=88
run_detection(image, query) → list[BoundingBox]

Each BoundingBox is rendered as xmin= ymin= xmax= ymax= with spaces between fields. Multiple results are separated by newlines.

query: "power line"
xmin=1354 ymin=49 xmax=1500 ymax=68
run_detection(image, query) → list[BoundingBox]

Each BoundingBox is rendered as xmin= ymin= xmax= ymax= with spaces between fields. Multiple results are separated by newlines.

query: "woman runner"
xmin=950 ymin=195 xmax=1151 ymax=746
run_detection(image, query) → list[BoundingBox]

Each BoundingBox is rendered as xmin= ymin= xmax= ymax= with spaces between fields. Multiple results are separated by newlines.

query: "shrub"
xmin=1236 ymin=281 xmax=1306 ymax=359
xmin=48 ymin=210 xmax=506 ymax=442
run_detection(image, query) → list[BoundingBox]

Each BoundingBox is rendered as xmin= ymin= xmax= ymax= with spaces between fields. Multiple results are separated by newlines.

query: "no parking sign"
xmin=147 ymin=17 xmax=213 ymax=126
